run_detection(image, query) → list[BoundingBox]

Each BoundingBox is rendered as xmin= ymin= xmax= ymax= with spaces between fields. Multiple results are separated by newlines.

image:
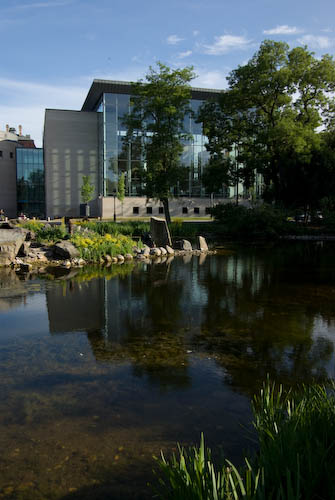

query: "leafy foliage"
xmin=79 ymin=220 xmax=150 ymax=238
xmin=210 ymin=203 xmax=289 ymax=239
xmin=199 ymin=40 xmax=335 ymax=207
xmin=125 ymin=62 xmax=196 ymax=222
xmin=80 ymin=175 xmax=95 ymax=204
xmin=19 ymin=220 xmax=67 ymax=243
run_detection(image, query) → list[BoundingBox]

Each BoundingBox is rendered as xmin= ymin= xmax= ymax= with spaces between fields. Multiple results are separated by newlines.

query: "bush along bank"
xmin=210 ymin=203 xmax=335 ymax=241
xmin=154 ymin=380 xmax=335 ymax=500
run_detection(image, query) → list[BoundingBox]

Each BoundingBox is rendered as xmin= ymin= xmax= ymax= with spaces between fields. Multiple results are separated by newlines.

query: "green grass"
xmin=154 ymin=379 xmax=335 ymax=500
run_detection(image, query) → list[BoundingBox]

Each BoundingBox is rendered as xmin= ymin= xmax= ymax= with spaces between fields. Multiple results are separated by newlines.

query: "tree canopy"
xmin=125 ymin=62 xmax=196 ymax=223
xmin=199 ymin=40 xmax=335 ymax=208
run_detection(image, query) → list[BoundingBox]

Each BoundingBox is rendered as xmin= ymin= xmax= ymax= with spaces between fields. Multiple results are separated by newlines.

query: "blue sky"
xmin=1 ymin=0 xmax=335 ymax=146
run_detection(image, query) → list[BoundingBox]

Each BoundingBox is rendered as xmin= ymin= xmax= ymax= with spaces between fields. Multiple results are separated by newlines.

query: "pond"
xmin=1 ymin=242 xmax=335 ymax=499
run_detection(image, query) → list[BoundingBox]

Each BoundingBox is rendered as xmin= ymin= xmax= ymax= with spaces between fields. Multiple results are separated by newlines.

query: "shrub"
xmin=70 ymin=232 xmax=136 ymax=261
xmin=19 ymin=221 xmax=67 ymax=243
xmin=155 ymin=380 xmax=335 ymax=500
xmin=210 ymin=203 xmax=289 ymax=239
xmin=79 ymin=220 xmax=150 ymax=238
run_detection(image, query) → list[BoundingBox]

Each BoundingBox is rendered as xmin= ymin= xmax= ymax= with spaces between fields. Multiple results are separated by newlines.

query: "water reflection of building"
xmin=47 ymin=279 xmax=105 ymax=333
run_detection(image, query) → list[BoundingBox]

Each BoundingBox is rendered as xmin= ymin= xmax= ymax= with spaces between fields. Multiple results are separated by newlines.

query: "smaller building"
xmin=0 ymin=125 xmax=44 ymax=218
xmin=16 ymin=148 xmax=45 ymax=218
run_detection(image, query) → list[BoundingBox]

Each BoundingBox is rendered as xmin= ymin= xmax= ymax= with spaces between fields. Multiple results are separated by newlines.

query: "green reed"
xmin=154 ymin=380 xmax=335 ymax=500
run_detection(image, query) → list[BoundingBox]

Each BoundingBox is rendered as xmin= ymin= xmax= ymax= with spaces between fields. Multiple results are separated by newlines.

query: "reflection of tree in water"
xmin=49 ymin=244 xmax=335 ymax=395
xmin=86 ymin=261 xmax=192 ymax=390
xmin=196 ymin=244 xmax=335 ymax=395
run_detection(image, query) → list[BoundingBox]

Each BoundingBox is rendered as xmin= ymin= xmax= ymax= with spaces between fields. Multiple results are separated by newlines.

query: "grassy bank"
xmin=155 ymin=380 xmax=335 ymax=499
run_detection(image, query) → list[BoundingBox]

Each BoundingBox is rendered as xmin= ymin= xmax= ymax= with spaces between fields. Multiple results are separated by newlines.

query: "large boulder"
xmin=150 ymin=217 xmax=172 ymax=247
xmin=53 ymin=241 xmax=80 ymax=260
xmin=174 ymin=239 xmax=193 ymax=251
xmin=197 ymin=236 xmax=209 ymax=252
xmin=0 ymin=228 xmax=28 ymax=264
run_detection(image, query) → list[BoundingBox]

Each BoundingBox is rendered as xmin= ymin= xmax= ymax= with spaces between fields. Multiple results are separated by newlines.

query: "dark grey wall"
xmin=0 ymin=141 xmax=18 ymax=218
xmin=44 ymin=109 xmax=99 ymax=218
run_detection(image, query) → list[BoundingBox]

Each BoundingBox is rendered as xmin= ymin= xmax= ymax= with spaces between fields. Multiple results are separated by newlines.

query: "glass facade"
xmin=16 ymin=148 xmax=45 ymax=217
xmin=96 ymin=92 xmax=214 ymax=197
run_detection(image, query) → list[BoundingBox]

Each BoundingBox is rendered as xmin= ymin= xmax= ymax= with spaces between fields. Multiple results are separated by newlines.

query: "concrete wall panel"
xmin=44 ymin=109 xmax=99 ymax=218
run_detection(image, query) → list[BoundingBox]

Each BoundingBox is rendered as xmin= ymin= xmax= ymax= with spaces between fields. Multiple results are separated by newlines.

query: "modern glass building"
xmin=81 ymin=80 xmax=222 ymax=198
xmin=16 ymin=148 xmax=45 ymax=218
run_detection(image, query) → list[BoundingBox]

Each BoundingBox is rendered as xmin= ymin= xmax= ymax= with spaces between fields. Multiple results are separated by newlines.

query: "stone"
xmin=117 ymin=254 xmax=125 ymax=262
xmin=0 ymin=228 xmax=28 ymax=263
xmin=136 ymin=254 xmax=147 ymax=260
xmin=53 ymin=241 xmax=80 ymax=260
xmin=124 ymin=253 xmax=133 ymax=260
xmin=150 ymin=217 xmax=172 ymax=247
xmin=159 ymin=247 xmax=167 ymax=255
xmin=142 ymin=245 xmax=150 ymax=256
xmin=0 ymin=252 xmax=13 ymax=267
xmin=20 ymin=263 xmax=32 ymax=272
xmin=142 ymin=232 xmax=155 ymax=248
xmin=104 ymin=254 xmax=112 ymax=263
xmin=61 ymin=260 xmax=71 ymax=268
xmin=174 ymin=239 xmax=193 ymax=251
xmin=150 ymin=247 xmax=161 ymax=256
xmin=111 ymin=257 xmax=118 ymax=263
xmin=18 ymin=241 xmax=31 ymax=257
xmin=197 ymin=236 xmax=209 ymax=252
xmin=166 ymin=245 xmax=174 ymax=255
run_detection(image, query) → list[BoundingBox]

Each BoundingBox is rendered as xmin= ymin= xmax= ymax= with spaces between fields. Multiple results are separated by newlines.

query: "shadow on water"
xmin=1 ymin=241 xmax=335 ymax=498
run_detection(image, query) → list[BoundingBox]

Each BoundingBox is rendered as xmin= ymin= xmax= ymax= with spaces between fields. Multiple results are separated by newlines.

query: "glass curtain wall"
xmin=97 ymin=93 xmax=213 ymax=197
xmin=16 ymin=148 xmax=45 ymax=218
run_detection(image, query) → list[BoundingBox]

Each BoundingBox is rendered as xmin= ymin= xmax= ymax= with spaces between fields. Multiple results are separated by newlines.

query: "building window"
xmin=133 ymin=207 xmax=139 ymax=215
xmin=146 ymin=206 xmax=152 ymax=214
xmin=205 ymin=207 xmax=211 ymax=214
xmin=182 ymin=207 xmax=188 ymax=214
xmin=0 ymin=151 xmax=2 ymax=158
xmin=10 ymin=152 xmax=14 ymax=159
xmin=194 ymin=207 xmax=200 ymax=214
xmin=158 ymin=206 xmax=164 ymax=214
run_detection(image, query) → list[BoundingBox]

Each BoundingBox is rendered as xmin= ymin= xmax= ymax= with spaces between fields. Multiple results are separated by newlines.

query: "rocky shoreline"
xmin=0 ymin=221 xmax=214 ymax=274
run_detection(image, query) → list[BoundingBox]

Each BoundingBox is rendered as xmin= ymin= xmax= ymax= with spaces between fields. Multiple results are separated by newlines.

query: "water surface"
xmin=1 ymin=242 xmax=335 ymax=499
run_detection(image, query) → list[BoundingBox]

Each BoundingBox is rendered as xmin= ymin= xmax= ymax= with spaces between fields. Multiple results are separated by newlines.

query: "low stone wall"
xmin=100 ymin=196 xmax=251 ymax=219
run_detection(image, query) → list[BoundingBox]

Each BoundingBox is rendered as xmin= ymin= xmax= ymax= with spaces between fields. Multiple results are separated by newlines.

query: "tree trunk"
xmin=161 ymin=198 xmax=171 ymax=225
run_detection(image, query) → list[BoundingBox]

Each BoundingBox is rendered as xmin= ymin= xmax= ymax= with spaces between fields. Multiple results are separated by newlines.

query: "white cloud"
xmin=11 ymin=0 xmax=73 ymax=9
xmin=0 ymin=77 xmax=86 ymax=147
xmin=297 ymin=34 xmax=334 ymax=49
xmin=263 ymin=25 xmax=303 ymax=35
xmin=193 ymin=30 xmax=199 ymax=36
xmin=193 ymin=69 xmax=228 ymax=89
xmin=178 ymin=50 xmax=192 ymax=59
xmin=321 ymin=28 xmax=333 ymax=33
xmin=201 ymin=35 xmax=252 ymax=55
xmin=166 ymin=34 xmax=184 ymax=45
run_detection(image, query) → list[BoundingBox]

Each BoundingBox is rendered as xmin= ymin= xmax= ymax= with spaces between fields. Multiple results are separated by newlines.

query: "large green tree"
xmin=125 ymin=62 xmax=196 ymax=223
xmin=199 ymin=40 xmax=335 ymax=206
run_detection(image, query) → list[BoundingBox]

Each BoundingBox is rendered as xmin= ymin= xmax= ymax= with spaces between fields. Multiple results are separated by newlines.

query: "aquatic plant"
xmin=154 ymin=380 xmax=335 ymax=499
